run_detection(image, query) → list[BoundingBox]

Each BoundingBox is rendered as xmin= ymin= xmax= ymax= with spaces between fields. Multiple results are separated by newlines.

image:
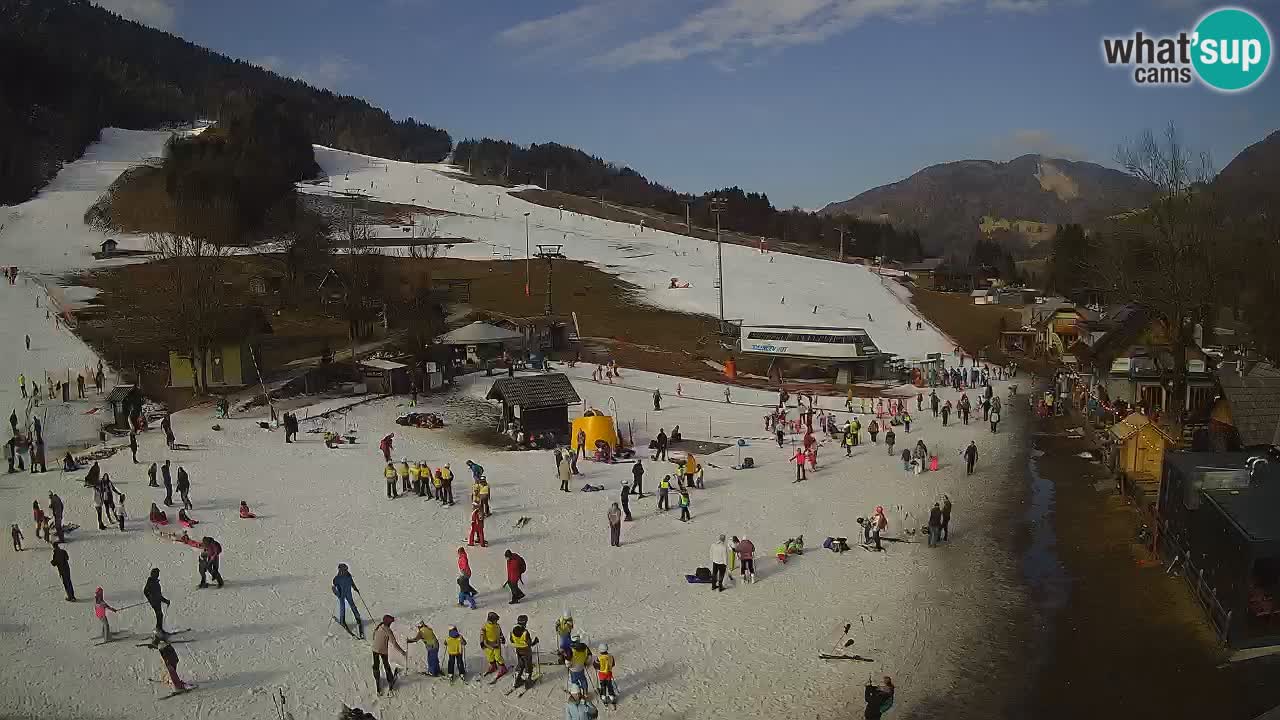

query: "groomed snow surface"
xmin=303 ymin=146 xmax=954 ymax=362
xmin=1 ymin=130 xmax=1023 ymax=719
xmin=1 ymin=351 xmax=1026 ymax=719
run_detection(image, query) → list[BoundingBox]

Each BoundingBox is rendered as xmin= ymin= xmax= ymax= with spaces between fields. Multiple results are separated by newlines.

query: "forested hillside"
xmin=455 ymin=138 xmax=928 ymax=263
xmin=0 ymin=0 xmax=451 ymax=204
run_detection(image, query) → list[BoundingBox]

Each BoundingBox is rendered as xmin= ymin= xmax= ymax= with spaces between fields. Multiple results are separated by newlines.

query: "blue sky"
xmin=98 ymin=0 xmax=1278 ymax=208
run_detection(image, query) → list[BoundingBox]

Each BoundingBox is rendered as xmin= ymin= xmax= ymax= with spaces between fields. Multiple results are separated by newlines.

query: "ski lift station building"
xmin=738 ymin=324 xmax=887 ymax=384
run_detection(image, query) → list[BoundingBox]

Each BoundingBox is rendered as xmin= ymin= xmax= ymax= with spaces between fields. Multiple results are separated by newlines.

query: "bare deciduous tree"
xmin=1088 ymin=124 xmax=1225 ymax=422
xmin=148 ymin=223 xmax=233 ymax=395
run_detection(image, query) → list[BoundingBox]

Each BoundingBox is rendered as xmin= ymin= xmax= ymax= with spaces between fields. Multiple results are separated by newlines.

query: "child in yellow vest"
xmin=383 ymin=463 xmax=398 ymax=499
xmin=445 ymin=626 xmax=467 ymax=682
xmin=481 ymin=612 xmax=507 ymax=679
xmin=594 ymin=643 xmax=618 ymax=705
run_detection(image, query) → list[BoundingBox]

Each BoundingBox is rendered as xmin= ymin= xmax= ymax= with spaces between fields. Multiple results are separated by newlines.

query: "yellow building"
xmin=169 ymin=342 xmax=252 ymax=388
xmin=1110 ymin=411 xmax=1178 ymax=512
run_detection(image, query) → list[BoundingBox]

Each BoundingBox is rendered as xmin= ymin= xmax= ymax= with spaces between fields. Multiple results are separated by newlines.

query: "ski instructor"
xmin=333 ymin=563 xmax=365 ymax=639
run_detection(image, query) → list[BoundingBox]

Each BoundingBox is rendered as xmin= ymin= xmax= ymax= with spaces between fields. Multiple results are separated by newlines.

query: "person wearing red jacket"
xmin=504 ymin=549 xmax=526 ymax=604
xmin=457 ymin=546 xmax=472 ymax=577
xmin=790 ymin=448 xmax=806 ymax=482
xmin=468 ymin=504 xmax=487 ymax=547
xmin=199 ymin=536 xmax=223 ymax=588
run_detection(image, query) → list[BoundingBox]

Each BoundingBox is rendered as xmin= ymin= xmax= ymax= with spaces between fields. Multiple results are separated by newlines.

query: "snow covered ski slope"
xmin=303 ymin=146 xmax=953 ymax=362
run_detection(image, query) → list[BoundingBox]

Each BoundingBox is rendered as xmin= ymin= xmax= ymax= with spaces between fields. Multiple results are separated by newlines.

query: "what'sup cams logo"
xmin=1102 ymin=7 xmax=1272 ymax=91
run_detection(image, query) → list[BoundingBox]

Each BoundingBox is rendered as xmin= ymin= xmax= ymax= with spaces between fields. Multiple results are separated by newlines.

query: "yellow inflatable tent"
xmin=571 ymin=413 xmax=619 ymax=453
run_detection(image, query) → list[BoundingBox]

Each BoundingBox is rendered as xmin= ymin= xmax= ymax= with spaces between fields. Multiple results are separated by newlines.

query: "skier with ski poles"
xmin=406 ymin=621 xmax=441 ymax=676
xmin=332 ymin=563 xmax=365 ymax=638
xmin=445 ymin=626 xmax=468 ymax=682
xmin=555 ymin=610 xmax=574 ymax=660
xmin=509 ymin=614 xmax=539 ymax=692
xmin=143 ymin=568 xmax=170 ymax=634
xmin=594 ymin=643 xmax=618 ymax=705
xmin=566 ymin=635 xmax=593 ymax=695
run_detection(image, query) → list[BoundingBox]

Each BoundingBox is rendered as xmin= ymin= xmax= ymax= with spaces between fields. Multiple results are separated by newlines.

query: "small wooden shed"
xmin=1113 ymin=412 xmax=1177 ymax=475
xmin=486 ymin=373 xmax=581 ymax=440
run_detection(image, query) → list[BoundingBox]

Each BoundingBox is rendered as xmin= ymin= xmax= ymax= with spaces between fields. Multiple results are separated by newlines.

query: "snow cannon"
xmin=571 ymin=414 xmax=618 ymax=456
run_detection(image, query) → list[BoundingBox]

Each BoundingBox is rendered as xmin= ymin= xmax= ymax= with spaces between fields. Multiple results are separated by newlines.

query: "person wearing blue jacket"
xmin=332 ymin=563 xmax=365 ymax=639
xmin=466 ymin=460 xmax=484 ymax=481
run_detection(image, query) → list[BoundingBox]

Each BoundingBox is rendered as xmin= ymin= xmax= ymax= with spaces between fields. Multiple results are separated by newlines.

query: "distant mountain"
xmin=821 ymin=154 xmax=1153 ymax=256
xmin=1213 ymin=129 xmax=1280 ymax=212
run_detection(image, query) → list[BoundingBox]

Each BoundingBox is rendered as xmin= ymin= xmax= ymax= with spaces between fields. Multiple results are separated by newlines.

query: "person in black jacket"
xmin=161 ymin=460 xmax=173 ymax=506
xmin=631 ymin=460 xmax=644 ymax=496
xmin=176 ymin=466 xmax=191 ymax=510
xmin=51 ymin=542 xmax=74 ymax=601
xmin=864 ymin=676 xmax=895 ymax=719
xmin=654 ymin=429 xmax=668 ymax=461
xmin=928 ymin=503 xmax=943 ymax=547
xmin=963 ymin=441 xmax=978 ymax=476
xmin=148 ymin=462 xmax=159 ymax=487
xmin=129 ymin=432 xmax=138 ymax=463
xmin=144 ymin=568 xmax=171 ymax=634
xmin=620 ymin=483 xmax=633 ymax=522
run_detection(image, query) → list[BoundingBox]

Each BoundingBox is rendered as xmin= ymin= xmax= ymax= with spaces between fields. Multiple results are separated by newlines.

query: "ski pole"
xmin=357 ymin=591 xmax=373 ymax=619
xmin=116 ymin=601 xmax=149 ymax=611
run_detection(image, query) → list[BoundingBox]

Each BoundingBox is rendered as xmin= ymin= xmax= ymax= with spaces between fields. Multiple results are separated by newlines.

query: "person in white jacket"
xmin=709 ymin=535 xmax=729 ymax=592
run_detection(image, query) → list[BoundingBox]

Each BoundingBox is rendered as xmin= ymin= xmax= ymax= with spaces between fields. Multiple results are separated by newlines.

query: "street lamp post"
xmin=710 ymin=197 xmax=728 ymax=327
xmin=523 ymin=212 xmax=531 ymax=297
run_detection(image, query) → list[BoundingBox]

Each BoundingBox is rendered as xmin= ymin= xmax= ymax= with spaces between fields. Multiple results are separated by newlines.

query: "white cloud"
xmin=92 ymin=0 xmax=178 ymax=30
xmin=252 ymin=56 xmax=284 ymax=73
xmin=995 ymin=129 xmax=1087 ymax=160
xmin=986 ymin=0 xmax=1049 ymax=12
xmin=501 ymin=0 xmax=1065 ymax=69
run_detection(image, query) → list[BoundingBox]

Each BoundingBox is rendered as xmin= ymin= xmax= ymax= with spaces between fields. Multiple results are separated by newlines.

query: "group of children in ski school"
xmin=344 ymin=567 xmax=621 ymax=705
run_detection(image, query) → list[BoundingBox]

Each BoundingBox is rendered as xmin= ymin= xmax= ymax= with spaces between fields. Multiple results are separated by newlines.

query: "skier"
xmin=864 ymin=675 xmax=896 ymax=719
xmin=678 ymin=488 xmax=691 ymax=522
xmin=440 ymin=464 xmax=456 ymax=505
xmin=652 ymin=388 xmax=662 ymax=411
xmin=372 ymin=615 xmax=405 ymax=695
xmin=775 ymin=426 xmax=786 ymax=448
xmin=198 ymin=536 xmax=224 ymax=588
xmin=94 ymin=587 xmax=119 ymax=641
xmin=445 ymin=626 xmax=468 ymax=681
xmin=657 ymin=475 xmax=671 ymax=511
xmin=383 ymin=463 xmax=398 ymax=499
xmin=116 ymin=494 xmax=128 ymax=531
xmin=161 ymin=460 xmax=173 ymax=506
xmin=554 ymin=610 xmax=575 ymax=659
xmin=607 ymin=503 xmax=622 ymax=547
xmin=842 ymin=427 xmax=854 ymax=457
xmin=408 ymin=461 xmax=421 ymax=496
xmin=930 ymin=390 xmax=940 ymax=417
xmin=884 ymin=428 xmax=896 ymax=456
xmin=379 ymin=433 xmax=393 ymax=462
xmin=620 ymin=483 xmax=633 ymax=522
xmin=176 ymin=466 xmax=192 ymax=510
xmin=504 ymin=549 xmax=526 ymax=603
xmin=594 ymin=643 xmax=618 ymax=705
xmin=333 ymin=563 xmax=365 ymax=638
xmin=481 ymin=612 xmax=508 ymax=678
xmin=963 ymin=441 xmax=978 ymax=475
xmin=631 ymin=459 xmax=644 ymax=496
xmin=732 ymin=535 xmax=756 ymax=583
xmin=941 ymin=401 xmax=951 ymax=427
xmin=475 ymin=478 xmax=492 ymax=517
xmin=654 ymin=429 xmax=668 ymax=461
xmin=33 ymin=501 xmax=49 ymax=542
xmin=902 ymin=411 xmax=912 ymax=434
xmin=143 ymin=568 xmax=171 ymax=634
xmin=565 ymin=684 xmax=599 ymax=720
xmin=400 ymin=460 xmax=412 ymax=495
xmin=406 ymin=621 xmax=441 ymax=676
xmin=129 ymin=431 xmax=138 ymax=463
xmin=916 ymin=393 xmax=923 ymax=412
xmin=238 ymin=501 xmax=255 ymax=518
xmin=154 ymin=637 xmax=189 ymax=692
xmin=567 ymin=635 xmax=593 ymax=694
xmin=92 ymin=481 xmax=107 ymax=529
xmin=51 ymin=542 xmax=75 ymax=601
xmin=466 ymin=459 xmax=484 ymax=482
xmin=990 ymin=406 xmax=1001 ymax=433
xmin=11 ymin=523 xmax=23 ymax=551
xmin=509 ymin=614 xmax=539 ymax=690
xmin=709 ymin=535 xmax=729 ymax=591
xmin=868 ymin=419 xmax=879 ymax=445
xmin=147 ymin=462 xmax=158 ymax=487
xmin=468 ymin=503 xmax=488 ymax=547
xmin=864 ymin=507 xmax=888 ymax=551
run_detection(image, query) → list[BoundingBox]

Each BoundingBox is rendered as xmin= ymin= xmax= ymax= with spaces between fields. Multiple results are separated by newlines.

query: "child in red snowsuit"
xmin=468 ymin=505 xmax=487 ymax=547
